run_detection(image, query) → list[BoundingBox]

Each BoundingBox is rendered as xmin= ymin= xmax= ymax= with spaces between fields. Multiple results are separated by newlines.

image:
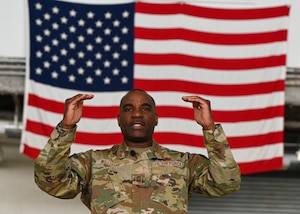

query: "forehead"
xmin=121 ymin=90 xmax=154 ymax=106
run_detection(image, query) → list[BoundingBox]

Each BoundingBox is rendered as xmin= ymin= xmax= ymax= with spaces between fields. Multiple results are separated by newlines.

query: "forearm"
xmin=202 ymin=124 xmax=241 ymax=196
xmin=34 ymin=127 xmax=82 ymax=198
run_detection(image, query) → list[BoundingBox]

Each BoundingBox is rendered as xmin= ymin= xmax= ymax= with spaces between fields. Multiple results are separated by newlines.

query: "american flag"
xmin=21 ymin=0 xmax=290 ymax=174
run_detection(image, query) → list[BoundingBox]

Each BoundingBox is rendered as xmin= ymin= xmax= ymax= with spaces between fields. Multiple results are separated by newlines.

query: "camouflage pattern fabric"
xmin=34 ymin=124 xmax=241 ymax=213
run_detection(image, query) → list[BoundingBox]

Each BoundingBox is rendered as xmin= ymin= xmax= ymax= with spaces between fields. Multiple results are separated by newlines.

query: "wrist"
xmin=54 ymin=122 xmax=77 ymax=139
xmin=202 ymin=123 xmax=216 ymax=131
xmin=60 ymin=121 xmax=76 ymax=129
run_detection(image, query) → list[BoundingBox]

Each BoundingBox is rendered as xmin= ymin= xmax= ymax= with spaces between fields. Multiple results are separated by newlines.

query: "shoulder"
xmin=70 ymin=145 xmax=116 ymax=160
xmin=155 ymin=143 xmax=208 ymax=162
xmin=155 ymin=143 xmax=189 ymax=159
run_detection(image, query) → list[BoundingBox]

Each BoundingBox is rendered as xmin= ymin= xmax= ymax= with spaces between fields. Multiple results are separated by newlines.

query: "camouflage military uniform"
xmin=35 ymin=124 xmax=241 ymax=214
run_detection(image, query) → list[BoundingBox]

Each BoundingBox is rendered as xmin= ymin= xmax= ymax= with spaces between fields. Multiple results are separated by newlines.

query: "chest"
xmin=92 ymin=157 xmax=188 ymax=187
xmin=89 ymin=157 xmax=189 ymax=213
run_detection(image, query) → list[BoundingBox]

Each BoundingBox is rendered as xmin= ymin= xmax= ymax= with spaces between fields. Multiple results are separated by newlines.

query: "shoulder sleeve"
xmin=190 ymin=124 xmax=241 ymax=197
xmin=34 ymin=126 xmax=92 ymax=199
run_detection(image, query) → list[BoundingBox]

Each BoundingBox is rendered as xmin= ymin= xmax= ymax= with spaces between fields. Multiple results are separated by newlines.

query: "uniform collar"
xmin=112 ymin=141 xmax=164 ymax=160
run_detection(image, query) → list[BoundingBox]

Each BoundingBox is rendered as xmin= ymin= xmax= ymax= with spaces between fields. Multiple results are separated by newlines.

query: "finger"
xmin=182 ymin=95 xmax=208 ymax=102
xmin=66 ymin=94 xmax=94 ymax=104
xmin=182 ymin=96 xmax=210 ymax=106
xmin=81 ymin=94 xmax=94 ymax=100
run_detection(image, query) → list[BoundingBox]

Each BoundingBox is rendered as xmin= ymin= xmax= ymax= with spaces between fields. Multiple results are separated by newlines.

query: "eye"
xmin=124 ymin=106 xmax=133 ymax=112
xmin=142 ymin=106 xmax=151 ymax=111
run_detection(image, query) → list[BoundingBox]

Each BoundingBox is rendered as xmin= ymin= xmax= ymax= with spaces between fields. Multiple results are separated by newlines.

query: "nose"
xmin=132 ymin=108 xmax=143 ymax=117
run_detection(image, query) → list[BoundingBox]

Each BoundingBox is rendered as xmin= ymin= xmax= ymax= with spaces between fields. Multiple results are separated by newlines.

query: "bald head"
xmin=120 ymin=89 xmax=156 ymax=111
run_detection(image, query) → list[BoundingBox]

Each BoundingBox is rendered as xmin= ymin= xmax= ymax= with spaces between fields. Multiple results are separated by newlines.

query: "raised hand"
xmin=61 ymin=94 xmax=94 ymax=129
xmin=182 ymin=96 xmax=216 ymax=130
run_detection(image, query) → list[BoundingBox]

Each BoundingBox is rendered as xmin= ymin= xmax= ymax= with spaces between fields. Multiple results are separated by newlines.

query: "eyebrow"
xmin=121 ymin=103 xmax=152 ymax=109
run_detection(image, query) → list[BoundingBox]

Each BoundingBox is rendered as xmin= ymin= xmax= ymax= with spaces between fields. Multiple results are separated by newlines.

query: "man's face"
xmin=118 ymin=90 xmax=158 ymax=144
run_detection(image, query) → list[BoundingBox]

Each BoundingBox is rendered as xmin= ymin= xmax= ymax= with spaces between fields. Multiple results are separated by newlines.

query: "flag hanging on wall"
xmin=21 ymin=0 xmax=290 ymax=174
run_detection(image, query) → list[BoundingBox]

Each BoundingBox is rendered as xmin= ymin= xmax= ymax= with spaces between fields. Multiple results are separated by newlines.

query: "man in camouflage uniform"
xmin=34 ymin=89 xmax=241 ymax=214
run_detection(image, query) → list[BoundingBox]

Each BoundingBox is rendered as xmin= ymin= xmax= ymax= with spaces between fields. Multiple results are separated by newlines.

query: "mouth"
xmin=129 ymin=120 xmax=145 ymax=129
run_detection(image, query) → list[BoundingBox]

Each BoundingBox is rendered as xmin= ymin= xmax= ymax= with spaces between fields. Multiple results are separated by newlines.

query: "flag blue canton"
xmin=29 ymin=0 xmax=134 ymax=92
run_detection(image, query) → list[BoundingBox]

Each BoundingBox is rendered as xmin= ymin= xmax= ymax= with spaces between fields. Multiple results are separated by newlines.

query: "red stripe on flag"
xmin=22 ymin=144 xmax=41 ymax=159
xmin=182 ymin=4 xmax=290 ymax=19
xmin=156 ymin=106 xmax=284 ymax=122
xmin=25 ymin=119 xmax=54 ymax=137
xmin=154 ymin=131 xmax=283 ymax=149
xmin=212 ymin=106 xmax=285 ymax=122
xmin=134 ymin=79 xmax=285 ymax=96
xmin=135 ymin=53 xmax=286 ymax=70
xmin=228 ymin=132 xmax=283 ymax=148
xmin=238 ymin=157 xmax=283 ymax=174
xmin=28 ymin=94 xmax=64 ymax=114
xmin=28 ymin=94 xmax=120 ymax=119
xmin=136 ymin=2 xmax=289 ymax=20
xmin=135 ymin=28 xmax=288 ymax=45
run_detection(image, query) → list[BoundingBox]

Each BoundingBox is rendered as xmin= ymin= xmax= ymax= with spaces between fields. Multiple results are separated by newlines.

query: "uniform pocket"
xmin=91 ymin=166 xmax=128 ymax=212
xmin=150 ymin=173 xmax=188 ymax=212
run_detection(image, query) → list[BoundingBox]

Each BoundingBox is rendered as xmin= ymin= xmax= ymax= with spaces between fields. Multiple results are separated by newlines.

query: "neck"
xmin=125 ymin=140 xmax=153 ymax=148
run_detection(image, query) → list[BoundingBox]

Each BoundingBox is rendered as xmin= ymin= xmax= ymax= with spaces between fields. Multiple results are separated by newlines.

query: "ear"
xmin=117 ymin=114 xmax=121 ymax=127
xmin=155 ymin=113 xmax=158 ymax=126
